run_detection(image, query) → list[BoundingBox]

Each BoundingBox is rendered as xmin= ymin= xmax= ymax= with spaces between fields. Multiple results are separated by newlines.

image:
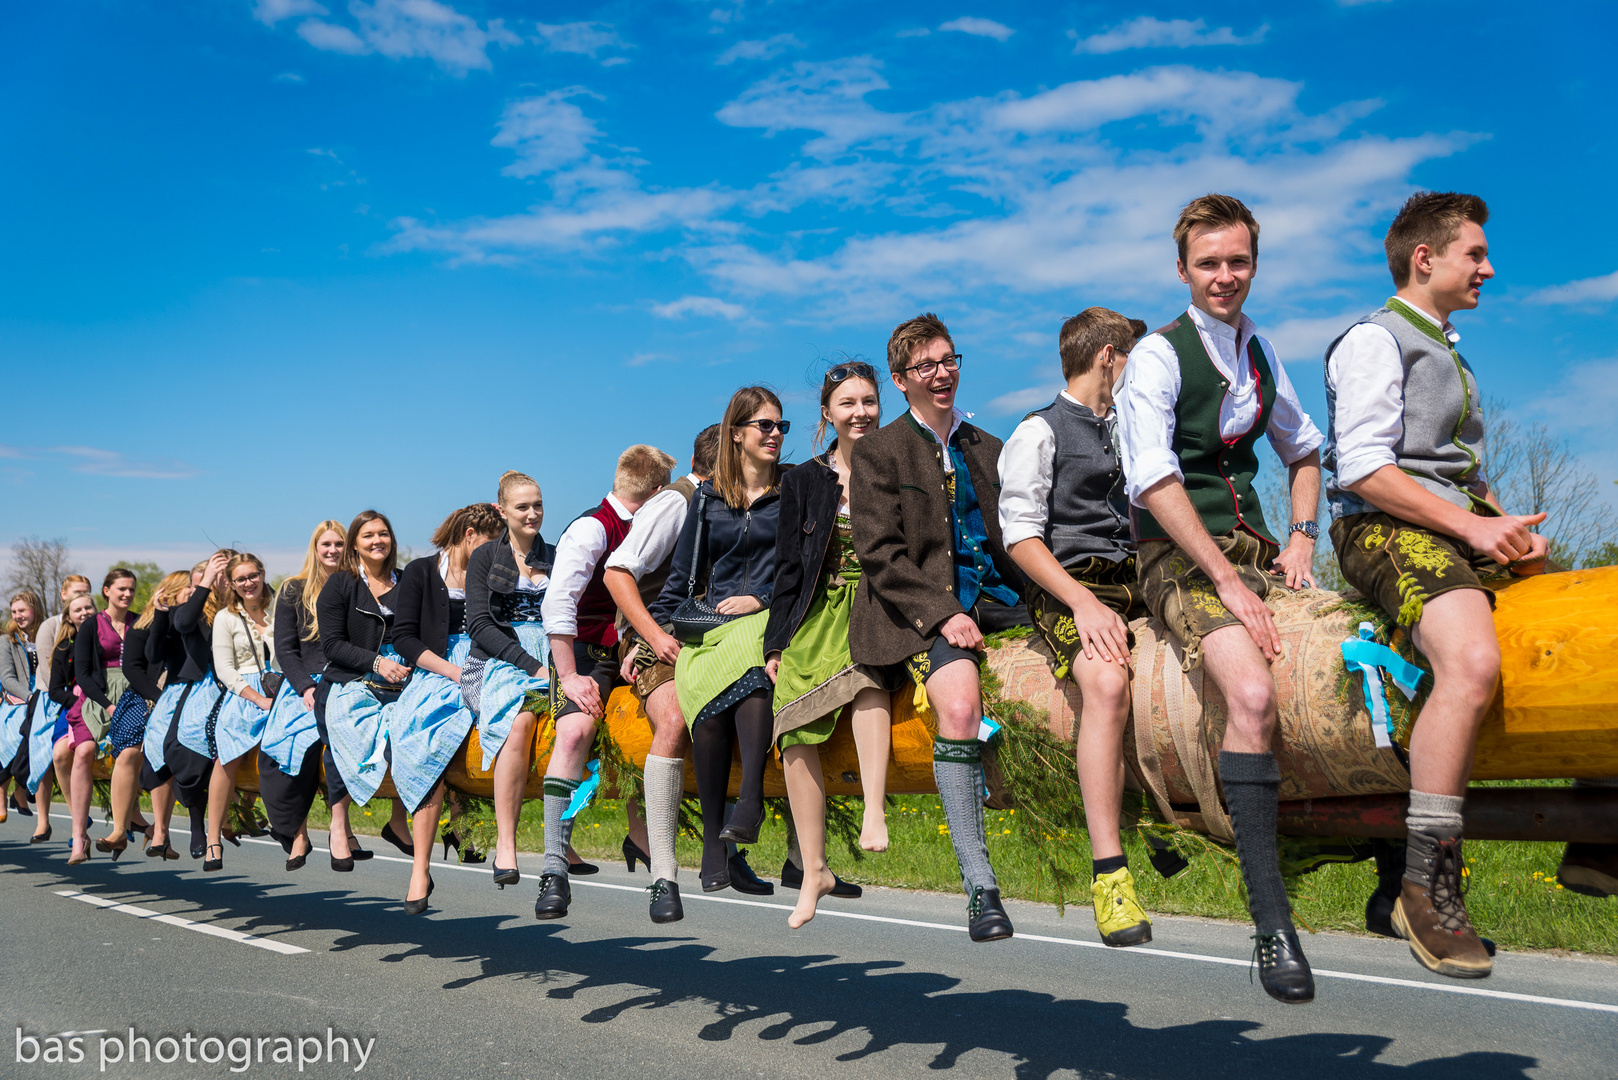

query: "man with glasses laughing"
xmin=848 ymin=312 xmax=1029 ymax=943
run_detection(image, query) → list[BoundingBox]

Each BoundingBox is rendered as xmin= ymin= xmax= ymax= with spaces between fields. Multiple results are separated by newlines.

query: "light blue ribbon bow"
xmin=562 ymin=759 xmax=601 ymax=822
xmin=1341 ymin=622 xmax=1426 ymax=748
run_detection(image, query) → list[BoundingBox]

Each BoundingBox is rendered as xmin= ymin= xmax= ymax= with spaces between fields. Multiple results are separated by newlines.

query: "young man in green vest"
xmin=1116 ymin=194 xmax=1326 ymax=1004
xmin=1324 ymin=192 xmax=1549 ymax=980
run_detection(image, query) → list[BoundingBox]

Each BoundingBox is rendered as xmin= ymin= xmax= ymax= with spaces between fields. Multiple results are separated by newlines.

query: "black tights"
xmin=691 ymin=689 xmax=773 ymax=875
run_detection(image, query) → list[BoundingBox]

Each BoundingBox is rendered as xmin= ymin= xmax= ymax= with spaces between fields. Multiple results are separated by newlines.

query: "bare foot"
xmin=859 ymin=810 xmax=889 ymax=853
xmin=787 ymin=865 xmax=837 ymax=929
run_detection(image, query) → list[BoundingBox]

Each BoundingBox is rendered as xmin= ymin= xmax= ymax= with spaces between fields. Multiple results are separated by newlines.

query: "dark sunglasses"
xmin=739 ymin=419 xmax=791 ymax=436
xmin=826 ymin=361 xmax=879 ymax=385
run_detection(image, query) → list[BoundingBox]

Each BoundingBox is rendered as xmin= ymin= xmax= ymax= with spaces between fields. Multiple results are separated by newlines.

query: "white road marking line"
xmin=54 ymin=891 xmax=308 ymax=955
xmin=31 ymin=818 xmax=1618 ymax=1015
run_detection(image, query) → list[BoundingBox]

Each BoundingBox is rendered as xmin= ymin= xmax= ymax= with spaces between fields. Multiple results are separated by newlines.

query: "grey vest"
xmin=1026 ymin=395 xmax=1133 ymax=566
xmin=1323 ymin=299 xmax=1487 ymax=519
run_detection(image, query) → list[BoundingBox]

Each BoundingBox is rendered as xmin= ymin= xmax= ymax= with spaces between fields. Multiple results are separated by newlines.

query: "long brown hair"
xmin=277 ymin=519 xmax=345 ymax=641
xmin=812 ymin=359 xmax=882 ymax=452
xmin=134 ymin=572 xmax=193 ymax=631
xmin=430 ymin=503 xmax=503 ymax=552
xmin=338 ymin=510 xmax=398 ymax=579
xmin=714 ymin=385 xmax=783 ymax=511
xmin=3 ymin=589 xmax=45 ymax=642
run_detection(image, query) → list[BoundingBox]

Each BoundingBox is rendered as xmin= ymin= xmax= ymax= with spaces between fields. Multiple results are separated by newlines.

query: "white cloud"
xmin=1266 ymin=309 xmax=1370 ymax=363
xmin=1073 ymin=17 xmax=1267 ymax=55
xmin=272 ymin=0 xmax=519 ymax=74
xmin=0 ymin=444 xmax=199 ymax=480
xmin=1527 ymin=269 xmax=1618 ymax=306
xmin=534 ymin=21 xmax=626 ymax=59
xmin=716 ymin=34 xmax=803 ymax=65
xmin=253 ymin=0 xmax=326 ymax=25
xmin=939 ymin=17 xmax=1014 ymax=42
xmin=274 ymin=70 xmax=306 ymax=82
xmin=986 ymin=384 xmax=1061 ymax=414
xmin=492 ymin=90 xmax=603 ymax=177
xmin=651 ymin=296 xmax=747 ymax=320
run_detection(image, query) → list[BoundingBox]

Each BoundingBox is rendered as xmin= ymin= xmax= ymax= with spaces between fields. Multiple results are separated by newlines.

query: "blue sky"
xmin=4 ymin=0 xmax=1616 ymax=576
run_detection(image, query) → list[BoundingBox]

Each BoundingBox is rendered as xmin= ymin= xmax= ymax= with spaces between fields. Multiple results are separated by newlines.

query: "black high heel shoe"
xmin=147 ymin=839 xmax=179 ymax=860
xmin=30 ymin=824 xmax=53 ymax=844
xmin=203 ymin=843 xmax=224 ymax=873
xmin=403 ymin=875 xmax=435 ymax=916
xmin=568 ymin=858 xmax=599 ymax=876
xmin=780 ymin=859 xmax=862 ymax=898
xmin=623 ymin=836 xmax=651 ymax=873
xmin=492 ymin=864 xmax=520 ymax=890
xmin=10 ymin=794 xmax=33 ymax=817
xmin=381 ymin=823 xmax=415 ymax=857
xmin=347 ymin=834 xmax=374 ymax=861
xmin=441 ymin=831 xmax=486 ymax=864
xmin=330 ymin=837 xmax=355 ymax=873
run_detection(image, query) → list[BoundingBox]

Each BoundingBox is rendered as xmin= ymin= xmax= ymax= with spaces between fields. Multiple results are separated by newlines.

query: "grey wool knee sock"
xmin=1405 ymin=790 xmax=1465 ymax=884
xmin=542 ymin=778 xmax=580 ymax=877
xmin=643 ymin=755 xmax=684 ymax=882
xmin=1218 ymin=750 xmax=1294 ymax=934
xmin=935 ymin=737 xmax=996 ymax=896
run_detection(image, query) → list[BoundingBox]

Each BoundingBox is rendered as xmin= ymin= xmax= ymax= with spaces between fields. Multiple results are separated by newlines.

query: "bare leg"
xmin=849 ymin=687 xmax=892 ymax=851
xmin=68 ymin=741 xmax=96 ymax=859
xmin=1408 ymin=589 xmax=1499 ymax=797
xmin=624 ymin=797 xmax=650 ymax=854
xmin=389 ymin=797 xmax=409 ymax=837
xmin=783 ymin=743 xmax=835 ymax=927
xmin=205 ymin=757 xmax=244 ymax=852
xmin=103 ymin=747 xmax=144 ymax=844
xmin=1199 ymin=625 xmax=1279 ymax=752
xmin=51 ymin=736 xmax=74 ymax=816
xmin=409 ymin=782 xmax=444 ymax=901
xmin=1069 ymin=653 xmax=1132 ymax=860
xmin=328 ymin=796 xmax=354 ymax=858
xmin=493 ymin=709 xmax=538 ymax=870
xmin=149 ymin=778 xmax=174 ymax=847
xmin=33 ymin=763 xmax=56 ymax=839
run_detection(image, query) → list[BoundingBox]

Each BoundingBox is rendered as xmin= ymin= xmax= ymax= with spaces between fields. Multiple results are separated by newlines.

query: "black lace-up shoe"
xmin=533 ymin=873 xmax=571 ymax=920
xmin=1251 ymin=931 xmax=1315 ymax=1003
xmin=967 ymin=886 xmax=1013 ymax=942
xmin=649 ymin=879 xmax=684 ymax=924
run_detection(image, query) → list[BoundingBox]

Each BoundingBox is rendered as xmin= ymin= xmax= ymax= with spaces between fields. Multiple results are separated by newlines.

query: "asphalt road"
xmin=4 ymin=812 xmax=1616 ymax=1080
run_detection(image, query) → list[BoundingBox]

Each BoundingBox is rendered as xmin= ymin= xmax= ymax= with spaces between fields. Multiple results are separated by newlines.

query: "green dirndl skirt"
xmin=771 ymin=581 xmax=890 ymax=750
xmin=675 ymin=609 xmax=771 ymax=732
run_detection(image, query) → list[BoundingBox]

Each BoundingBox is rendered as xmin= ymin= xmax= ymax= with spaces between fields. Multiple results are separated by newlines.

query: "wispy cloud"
xmin=716 ymin=34 xmax=803 ymax=65
xmin=534 ymin=21 xmax=627 ymax=62
xmin=273 ymin=70 xmax=306 ymax=82
xmin=986 ymin=384 xmax=1061 ymax=414
xmin=939 ymin=17 xmax=1014 ymax=42
xmin=1527 ymin=269 xmax=1618 ymax=306
xmin=1073 ymin=17 xmax=1267 ymax=55
xmin=491 ymin=89 xmax=604 ymax=178
xmin=268 ymin=0 xmax=520 ymax=74
xmin=651 ymin=296 xmax=747 ymax=320
xmin=0 ymin=444 xmax=199 ymax=480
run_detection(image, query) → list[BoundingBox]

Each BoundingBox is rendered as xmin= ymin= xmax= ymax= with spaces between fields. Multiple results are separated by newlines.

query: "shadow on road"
xmin=8 ymin=844 xmax=1540 ymax=1080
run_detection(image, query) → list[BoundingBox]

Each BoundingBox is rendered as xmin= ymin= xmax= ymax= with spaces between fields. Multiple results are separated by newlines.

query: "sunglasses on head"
xmin=739 ymin=418 xmax=791 ymax=436
xmin=826 ymin=361 xmax=879 ymax=385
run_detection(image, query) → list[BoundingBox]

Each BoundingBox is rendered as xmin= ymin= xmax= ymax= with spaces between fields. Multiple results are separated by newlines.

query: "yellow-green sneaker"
xmin=1091 ymin=867 xmax=1153 ymax=947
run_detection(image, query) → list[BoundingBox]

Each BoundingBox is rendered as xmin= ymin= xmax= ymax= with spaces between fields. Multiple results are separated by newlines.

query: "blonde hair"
xmin=54 ymin=594 xmax=97 ymax=652
xmin=497 ymin=470 xmax=540 ymax=507
xmin=1173 ymin=193 xmax=1259 ymax=263
xmin=59 ymin=574 xmax=91 ymax=600
xmin=277 ymin=520 xmax=345 ymax=641
xmin=714 ymin=386 xmax=783 ymax=511
xmin=199 ymin=549 xmax=239 ymax=627
xmin=614 ymin=445 xmax=676 ymax=502
xmin=4 ymin=589 xmax=45 ymax=642
xmin=135 ymin=572 xmax=193 ymax=630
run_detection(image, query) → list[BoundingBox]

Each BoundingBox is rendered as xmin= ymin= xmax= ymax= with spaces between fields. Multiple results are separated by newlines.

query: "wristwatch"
xmin=1289 ymin=520 xmax=1320 ymax=541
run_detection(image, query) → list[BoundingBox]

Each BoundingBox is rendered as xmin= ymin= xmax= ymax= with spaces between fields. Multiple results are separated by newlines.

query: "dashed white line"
xmin=54 ymin=890 xmax=308 ymax=955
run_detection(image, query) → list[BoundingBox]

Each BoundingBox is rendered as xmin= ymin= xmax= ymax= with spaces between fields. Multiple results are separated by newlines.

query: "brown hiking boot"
xmin=1557 ymin=843 xmax=1618 ymax=898
xmin=1392 ymin=833 xmax=1492 ymax=979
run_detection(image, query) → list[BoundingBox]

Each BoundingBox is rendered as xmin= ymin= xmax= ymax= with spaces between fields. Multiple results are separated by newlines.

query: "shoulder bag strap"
xmin=685 ymin=488 xmax=709 ymax=600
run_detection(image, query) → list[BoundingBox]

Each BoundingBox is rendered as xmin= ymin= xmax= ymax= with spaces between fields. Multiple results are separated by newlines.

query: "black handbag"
xmin=670 ymin=489 xmax=738 ymax=644
xmin=242 ymin=609 xmax=284 ymax=701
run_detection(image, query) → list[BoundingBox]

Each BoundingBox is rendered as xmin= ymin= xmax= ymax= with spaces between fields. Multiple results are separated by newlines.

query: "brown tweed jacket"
xmin=848 ymin=411 xmax=1020 ymax=667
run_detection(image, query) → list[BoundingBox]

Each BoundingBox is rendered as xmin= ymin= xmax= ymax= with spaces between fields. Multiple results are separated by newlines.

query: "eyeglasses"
xmin=738 ymin=419 xmax=791 ymax=436
xmin=231 ymin=573 xmax=263 ymax=586
xmin=900 ymin=353 xmax=963 ymax=380
xmin=826 ymin=361 xmax=879 ymax=385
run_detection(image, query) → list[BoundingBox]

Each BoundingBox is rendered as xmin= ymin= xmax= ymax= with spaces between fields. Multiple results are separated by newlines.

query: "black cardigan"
xmin=763 ymin=456 xmax=844 ymax=657
xmin=465 ymin=531 xmax=553 ymax=676
xmin=392 ymin=555 xmax=450 ymax=668
xmin=316 ymin=569 xmax=397 ymax=685
xmin=48 ymin=636 xmax=78 ymax=708
xmin=648 ymin=478 xmax=782 ymax=627
xmin=73 ymin=611 xmax=143 ymax=709
xmin=145 ymin=608 xmax=186 ymax=686
xmin=169 ymin=585 xmax=215 ymax=683
xmin=121 ymin=624 xmax=162 ymax=702
xmin=273 ymin=577 xmax=327 ymax=696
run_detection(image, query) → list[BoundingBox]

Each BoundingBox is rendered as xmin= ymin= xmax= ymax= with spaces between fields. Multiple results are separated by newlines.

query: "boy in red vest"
xmin=534 ymin=444 xmax=676 ymax=920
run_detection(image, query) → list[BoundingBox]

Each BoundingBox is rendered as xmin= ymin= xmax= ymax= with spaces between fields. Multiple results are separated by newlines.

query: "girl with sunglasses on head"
xmin=766 ymin=361 xmax=900 ymax=926
xmin=26 ymin=575 xmax=92 ymax=840
xmin=77 ymin=568 xmax=157 ymax=858
xmin=167 ymin=552 xmax=237 ymax=859
xmin=463 ymin=472 xmax=553 ymax=891
xmin=389 ymin=502 xmax=503 ymax=913
xmin=0 ymin=589 xmax=46 ymax=823
xmin=260 ymin=520 xmax=344 ymax=870
xmin=315 ymin=511 xmax=413 ymax=870
xmin=648 ymin=386 xmax=787 ymax=892
xmin=199 ymin=553 xmax=278 ymax=872
xmin=132 ymin=571 xmax=195 ymax=858
xmin=46 ymin=592 xmax=103 ymax=864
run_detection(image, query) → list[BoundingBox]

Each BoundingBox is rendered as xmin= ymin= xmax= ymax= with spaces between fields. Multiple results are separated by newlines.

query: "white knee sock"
xmin=643 ymin=755 xmax=684 ymax=882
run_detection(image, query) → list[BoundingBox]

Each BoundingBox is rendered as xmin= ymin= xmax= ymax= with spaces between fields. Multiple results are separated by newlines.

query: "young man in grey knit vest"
xmin=1324 ymin=191 xmax=1548 ymax=980
xmin=1116 ymin=194 xmax=1326 ymax=1004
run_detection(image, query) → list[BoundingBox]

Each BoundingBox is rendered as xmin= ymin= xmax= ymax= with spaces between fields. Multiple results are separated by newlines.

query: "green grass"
xmin=124 ymin=790 xmax=1618 ymax=956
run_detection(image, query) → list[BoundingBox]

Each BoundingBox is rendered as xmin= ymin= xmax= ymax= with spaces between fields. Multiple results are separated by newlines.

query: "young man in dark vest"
xmin=998 ymin=306 xmax=1154 ymax=948
xmin=850 ymin=312 xmax=1029 ymax=942
xmin=1116 ymin=194 xmax=1326 ymax=1003
xmin=1324 ymin=192 xmax=1550 ymax=979
xmin=535 ymin=444 xmax=675 ymax=920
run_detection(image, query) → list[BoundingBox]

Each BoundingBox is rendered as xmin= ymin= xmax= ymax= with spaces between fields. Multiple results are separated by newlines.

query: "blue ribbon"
xmin=1341 ymin=622 xmax=1426 ymax=747
xmin=562 ymin=759 xmax=601 ymax=822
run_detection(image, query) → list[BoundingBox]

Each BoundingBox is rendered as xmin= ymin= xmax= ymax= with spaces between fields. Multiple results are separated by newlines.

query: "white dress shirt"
xmin=604 ymin=475 xmax=698 ymax=582
xmin=1116 ymin=304 xmax=1324 ymax=506
xmin=997 ymin=391 xmax=1115 ymax=548
xmin=542 ymin=492 xmax=635 ymax=638
xmin=909 ymin=406 xmax=974 ymax=474
xmin=1325 ymin=299 xmax=1484 ymax=490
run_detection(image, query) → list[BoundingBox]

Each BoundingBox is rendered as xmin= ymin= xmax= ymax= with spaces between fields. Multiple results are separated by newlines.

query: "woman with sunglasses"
xmin=260 ymin=519 xmax=344 ymax=870
xmin=0 ymin=589 xmax=46 ymax=823
xmin=316 ymin=510 xmax=413 ymax=871
xmin=389 ymin=501 xmax=503 ymax=913
xmin=199 ymin=553 xmax=278 ymax=872
xmin=766 ymin=361 xmax=899 ymax=926
xmin=648 ymin=386 xmax=786 ymax=891
xmin=464 ymin=471 xmax=553 ymax=890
